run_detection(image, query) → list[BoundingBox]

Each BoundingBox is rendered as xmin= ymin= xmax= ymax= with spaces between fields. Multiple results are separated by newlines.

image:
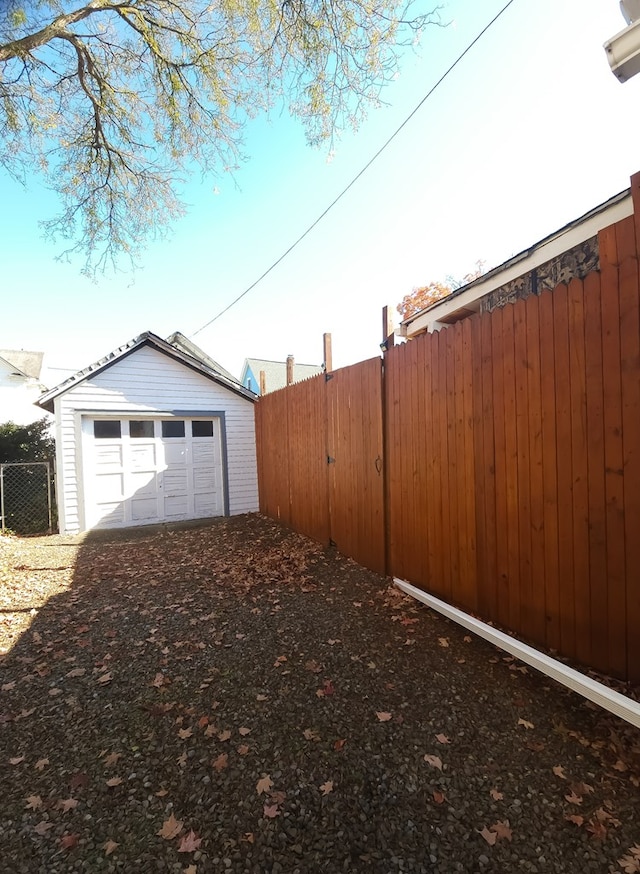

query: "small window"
xmin=94 ymin=420 xmax=121 ymax=439
xmin=130 ymin=420 xmax=154 ymax=439
xmin=192 ymin=420 xmax=214 ymax=438
xmin=161 ymin=420 xmax=185 ymax=438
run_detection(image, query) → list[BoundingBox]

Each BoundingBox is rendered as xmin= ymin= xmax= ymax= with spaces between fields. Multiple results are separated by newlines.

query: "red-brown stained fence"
xmin=255 ymin=192 xmax=640 ymax=683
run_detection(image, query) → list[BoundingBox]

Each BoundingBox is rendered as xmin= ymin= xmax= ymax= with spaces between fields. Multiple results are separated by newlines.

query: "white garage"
xmin=37 ymin=332 xmax=258 ymax=534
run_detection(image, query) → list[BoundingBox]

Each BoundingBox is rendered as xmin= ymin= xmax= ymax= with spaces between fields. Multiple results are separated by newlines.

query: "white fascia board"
xmin=394 ymin=579 xmax=640 ymax=728
xmin=401 ymin=194 xmax=634 ymax=339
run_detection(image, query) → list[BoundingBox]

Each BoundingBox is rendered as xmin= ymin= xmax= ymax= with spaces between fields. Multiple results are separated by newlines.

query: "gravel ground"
xmin=0 ymin=514 xmax=639 ymax=874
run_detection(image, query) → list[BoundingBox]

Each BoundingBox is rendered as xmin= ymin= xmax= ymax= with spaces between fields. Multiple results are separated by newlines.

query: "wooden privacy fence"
xmin=255 ymin=228 xmax=640 ymax=684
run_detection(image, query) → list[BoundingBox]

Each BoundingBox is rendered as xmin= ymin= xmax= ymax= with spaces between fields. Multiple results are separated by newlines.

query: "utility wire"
xmin=191 ymin=0 xmax=517 ymax=338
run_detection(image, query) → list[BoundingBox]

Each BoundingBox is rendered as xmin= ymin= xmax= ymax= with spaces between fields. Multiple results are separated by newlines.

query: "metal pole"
xmin=46 ymin=461 xmax=53 ymax=534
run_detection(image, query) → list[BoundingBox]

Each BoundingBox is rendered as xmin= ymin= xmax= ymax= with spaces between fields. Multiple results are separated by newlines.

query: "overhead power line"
xmin=191 ymin=0 xmax=517 ymax=338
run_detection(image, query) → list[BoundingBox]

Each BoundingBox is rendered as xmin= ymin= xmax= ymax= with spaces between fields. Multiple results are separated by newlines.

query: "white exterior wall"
xmin=55 ymin=346 xmax=258 ymax=534
xmin=0 ymin=360 xmax=45 ymax=425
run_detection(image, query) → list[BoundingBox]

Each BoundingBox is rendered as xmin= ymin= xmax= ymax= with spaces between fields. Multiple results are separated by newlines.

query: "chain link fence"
xmin=0 ymin=462 xmax=55 ymax=535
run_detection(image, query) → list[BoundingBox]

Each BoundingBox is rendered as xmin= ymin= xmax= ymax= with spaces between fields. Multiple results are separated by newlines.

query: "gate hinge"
xmin=325 ymin=372 xmax=334 ymax=382
xmin=327 ymin=455 xmax=335 ymax=464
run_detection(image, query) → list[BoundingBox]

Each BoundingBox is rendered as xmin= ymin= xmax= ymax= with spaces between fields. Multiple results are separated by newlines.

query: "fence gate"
xmin=326 ymin=357 xmax=386 ymax=575
xmin=0 ymin=462 xmax=54 ymax=535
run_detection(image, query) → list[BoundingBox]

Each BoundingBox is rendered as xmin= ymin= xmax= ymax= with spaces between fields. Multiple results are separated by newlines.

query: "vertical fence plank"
xmin=619 ymin=258 xmax=640 ymax=682
xmin=600 ymin=263 xmax=627 ymax=678
xmin=553 ymin=284 xmax=576 ymax=659
xmin=583 ymin=271 xmax=608 ymax=673
xmin=568 ymin=278 xmax=591 ymax=668
xmin=514 ymin=301 xmax=533 ymax=639
xmin=525 ymin=294 xmax=546 ymax=646
xmin=538 ymin=290 xmax=561 ymax=652
xmin=491 ymin=306 xmax=510 ymax=628
xmin=445 ymin=327 xmax=460 ymax=602
xmin=501 ymin=305 xmax=520 ymax=633
xmin=461 ymin=319 xmax=478 ymax=611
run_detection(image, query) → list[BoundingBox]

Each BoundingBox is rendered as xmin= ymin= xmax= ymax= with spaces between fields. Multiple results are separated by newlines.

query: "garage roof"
xmin=37 ymin=331 xmax=255 ymax=412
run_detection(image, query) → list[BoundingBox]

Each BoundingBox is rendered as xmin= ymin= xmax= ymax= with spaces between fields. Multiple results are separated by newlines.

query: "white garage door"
xmin=84 ymin=417 xmax=225 ymax=529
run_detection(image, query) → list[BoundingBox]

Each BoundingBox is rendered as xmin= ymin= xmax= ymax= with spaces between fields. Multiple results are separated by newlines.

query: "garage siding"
xmin=55 ymin=346 xmax=258 ymax=533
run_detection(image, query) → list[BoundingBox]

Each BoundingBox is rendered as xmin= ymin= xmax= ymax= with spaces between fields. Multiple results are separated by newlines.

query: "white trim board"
xmin=394 ymin=579 xmax=640 ymax=729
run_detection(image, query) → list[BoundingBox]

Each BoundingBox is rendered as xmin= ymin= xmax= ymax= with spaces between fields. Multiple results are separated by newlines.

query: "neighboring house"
xmin=400 ymin=185 xmax=634 ymax=338
xmin=37 ymin=331 xmax=258 ymax=535
xmin=240 ymin=356 xmax=323 ymax=395
xmin=0 ymin=349 xmax=46 ymax=425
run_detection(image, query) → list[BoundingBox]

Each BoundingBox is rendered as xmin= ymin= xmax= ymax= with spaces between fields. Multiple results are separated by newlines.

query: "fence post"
xmin=0 ymin=464 xmax=5 ymax=534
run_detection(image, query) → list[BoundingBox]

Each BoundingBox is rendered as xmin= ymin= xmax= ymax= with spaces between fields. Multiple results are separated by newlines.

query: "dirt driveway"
xmin=1 ymin=515 xmax=639 ymax=873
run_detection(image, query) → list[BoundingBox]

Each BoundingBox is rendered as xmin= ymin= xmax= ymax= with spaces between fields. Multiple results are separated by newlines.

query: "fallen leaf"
xmin=376 ymin=711 xmax=392 ymax=722
xmin=322 ymin=679 xmax=335 ymax=695
xmin=256 ymin=694 xmax=268 ymax=702
xmin=69 ymin=772 xmax=88 ymax=789
xmin=305 ymin=660 xmax=322 ymax=673
xmin=218 ymin=729 xmax=231 ymax=742
xmin=97 ymin=672 xmax=113 ymax=685
xmin=263 ymin=803 xmax=280 ymax=818
xmin=178 ymin=830 xmax=202 ymax=853
xmin=212 ymin=753 xmax=228 ymax=772
xmin=178 ymin=727 xmax=193 ymax=740
xmin=103 ymin=752 xmax=121 ymax=767
xmin=237 ymin=744 xmax=250 ymax=756
xmin=319 ymin=780 xmax=334 ymax=795
xmin=25 ymin=795 xmax=43 ymax=810
xmin=48 ymin=688 xmax=62 ymax=697
xmin=566 ymin=814 xmax=584 ymax=827
xmin=432 ymin=790 xmax=446 ymax=804
xmin=517 ymin=718 xmax=534 ymax=729
xmin=491 ymin=820 xmax=512 ymax=841
xmin=479 ymin=826 xmax=497 ymax=846
xmin=334 ymin=738 xmax=347 ymax=751
xmin=9 ymin=755 xmax=25 ymax=765
xmin=60 ymin=833 xmax=79 ymax=851
xmin=564 ymin=791 xmax=583 ymax=805
xmin=104 ymin=839 xmax=119 ymax=855
xmin=106 ymin=776 xmax=123 ymax=787
xmin=66 ymin=668 xmax=86 ymax=678
xmin=612 ymin=759 xmax=629 ymax=772
xmin=58 ymin=798 xmax=79 ymax=812
xmin=155 ymin=789 xmax=169 ymax=797
xmin=438 ymin=637 xmax=449 ymax=648
xmin=423 ymin=754 xmax=443 ymax=770
xmin=241 ymin=833 xmax=255 ymax=843
xmin=303 ymin=728 xmax=321 ymax=741
xmin=1 ymin=681 xmax=15 ymax=691
xmin=256 ymin=775 xmax=273 ymax=795
xmin=435 ymin=733 xmax=450 ymax=744
xmin=157 ymin=813 xmax=183 ymax=839
xmin=585 ymin=817 xmax=607 ymax=840
xmin=490 ymin=787 xmax=503 ymax=801
xmin=184 ymin=867 xmax=198 ymax=874
xmin=618 ymin=846 xmax=640 ymax=874
xmin=553 ymin=765 xmax=566 ymax=779
xmin=34 ymin=820 xmax=53 ymax=836
xmin=238 ymin=727 xmax=251 ymax=736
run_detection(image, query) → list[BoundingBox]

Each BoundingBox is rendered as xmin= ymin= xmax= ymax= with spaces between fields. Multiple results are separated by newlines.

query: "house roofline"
xmin=401 ymin=186 xmax=633 ymax=337
xmin=37 ymin=331 xmax=256 ymax=412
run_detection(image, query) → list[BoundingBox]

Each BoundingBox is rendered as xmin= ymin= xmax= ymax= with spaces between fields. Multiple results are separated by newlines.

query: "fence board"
xmin=538 ymin=290 xmax=561 ymax=651
xmin=525 ymin=294 xmax=546 ymax=646
xmin=583 ymin=271 xmax=608 ymax=671
xmin=568 ymin=278 xmax=591 ymax=667
xmin=600 ymin=263 xmax=627 ymax=678
xmin=619 ymin=258 xmax=640 ymax=683
xmin=491 ymin=306 xmax=509 ymax=627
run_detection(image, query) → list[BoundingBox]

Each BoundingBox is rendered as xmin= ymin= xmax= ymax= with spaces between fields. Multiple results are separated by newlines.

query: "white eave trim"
xmin=394 ymin=579 xmax=640 ymax=729
xmin=401 ymin=191 xmax=633 ymax=339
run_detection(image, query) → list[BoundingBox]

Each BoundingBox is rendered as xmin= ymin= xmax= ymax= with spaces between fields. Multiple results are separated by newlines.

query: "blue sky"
xmin=2 ymin=0 xmax=640 ymax=387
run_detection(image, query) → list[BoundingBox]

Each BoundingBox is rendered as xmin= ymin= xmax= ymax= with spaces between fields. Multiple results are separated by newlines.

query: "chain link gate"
xmin=0 ymin=462 xmax=54 ymax=535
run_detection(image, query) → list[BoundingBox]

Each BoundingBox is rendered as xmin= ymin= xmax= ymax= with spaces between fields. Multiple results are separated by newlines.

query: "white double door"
xmin=85 ymin=417 xmax=224 ymax=529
